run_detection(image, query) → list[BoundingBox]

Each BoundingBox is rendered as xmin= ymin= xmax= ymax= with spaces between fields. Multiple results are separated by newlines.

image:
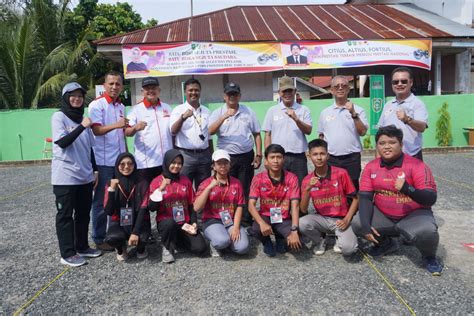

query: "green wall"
xmin=1 ymin=94 xmax=473 ymax=161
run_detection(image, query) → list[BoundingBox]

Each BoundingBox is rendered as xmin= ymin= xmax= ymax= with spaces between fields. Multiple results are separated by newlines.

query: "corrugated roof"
xmin=95 ymin=4 xmax=453 ymax=46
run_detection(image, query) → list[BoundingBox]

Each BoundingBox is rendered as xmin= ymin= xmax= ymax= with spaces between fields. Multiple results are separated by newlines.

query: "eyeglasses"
xmin=332 ymin=84 xmax=348 ymax=90
xmin=391 ymin=79 xmax=409 ymax=85
xmin=119 ymin=162 xmax=134 ymax=167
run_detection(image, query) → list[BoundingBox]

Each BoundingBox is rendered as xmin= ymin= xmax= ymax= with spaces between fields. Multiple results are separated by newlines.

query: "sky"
xmin=96 ymin=0 xmax=345 ymax=24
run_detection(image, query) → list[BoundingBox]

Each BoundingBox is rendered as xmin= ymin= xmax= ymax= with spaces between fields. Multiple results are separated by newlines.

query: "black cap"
xmin=142 ymin=77 xmax=159 ymax=87
xmin=224 ymin=82 xmax=240 ymax=94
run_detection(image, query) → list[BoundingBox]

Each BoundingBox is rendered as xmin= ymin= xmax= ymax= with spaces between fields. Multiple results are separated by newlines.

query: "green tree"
xmin=435 ymin=102 xmax=453 ymax=146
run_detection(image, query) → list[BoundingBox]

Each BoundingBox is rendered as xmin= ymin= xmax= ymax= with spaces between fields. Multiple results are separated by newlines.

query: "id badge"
xmin=172 ymin=204 xmax=185 ymax=223
xmin=270 ymin=207 xmax=283 ymax=224
xmin=219 ymin=210 xmax=233 ymax=227
xmin=120 ymin=208 xmax=133 ymax=226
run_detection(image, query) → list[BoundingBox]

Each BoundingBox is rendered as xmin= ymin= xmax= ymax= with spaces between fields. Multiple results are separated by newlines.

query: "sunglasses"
xmin=332 ymin=84 xmax=348 ymax=90
xmin=391 ymin=79 xmax=409 ymax=85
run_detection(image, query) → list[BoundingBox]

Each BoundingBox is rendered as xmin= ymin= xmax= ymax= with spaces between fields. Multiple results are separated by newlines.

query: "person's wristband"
xmin=181 ymin=114 xmax=186 ymax=121
xmin=256 ymin=154 xmax=262 ymax=158
xmin=351 ymin=112 xmax=359 ymax=119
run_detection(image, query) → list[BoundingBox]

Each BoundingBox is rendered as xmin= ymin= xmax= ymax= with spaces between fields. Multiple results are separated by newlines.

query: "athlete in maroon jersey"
xmin=352 ymin=125 xmax=442 ymax=275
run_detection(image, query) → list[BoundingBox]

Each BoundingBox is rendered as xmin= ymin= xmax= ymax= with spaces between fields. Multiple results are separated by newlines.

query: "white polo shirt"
xmin=209 ymin=104 xmax=261 ymax=155
xmin=377 ymin=94 xmax=428 ymax=156
xmin=88 ymin=93 xmax=126 ymax=167
xmin=318 ymin=103 xmax=368 ymax=156
xmin=127 ymin=98 xmax=173 ymax=169
xmin=262 ymin=102 xmax=312 ymax=154
xmin=170 ymin=101 xmax=210 ymax=150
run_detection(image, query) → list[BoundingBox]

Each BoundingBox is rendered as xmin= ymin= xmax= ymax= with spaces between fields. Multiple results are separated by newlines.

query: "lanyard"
xmin=117 ymin=183 xmax=136 ymax=208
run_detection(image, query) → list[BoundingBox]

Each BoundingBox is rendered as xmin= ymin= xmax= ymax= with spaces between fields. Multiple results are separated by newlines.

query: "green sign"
xmin=369 ymin=75 xmax=385 ymax=134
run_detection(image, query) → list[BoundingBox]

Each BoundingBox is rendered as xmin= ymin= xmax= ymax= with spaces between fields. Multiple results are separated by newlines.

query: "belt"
xmin=285 ymin=152 xmax=305 ymax=156
xmin=176 ymin=146 xmax=209 ymax=154
xmin=330 ymin=152 xmax=360 ymax=160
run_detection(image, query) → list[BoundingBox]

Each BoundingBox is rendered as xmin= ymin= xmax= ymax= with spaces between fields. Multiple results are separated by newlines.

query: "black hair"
xmin=308 ymin=139 xmax=328 ymax=152
xmin=105 ymin=70 xmax=124 ymax=83
xmin=265 ymin=144 xmax=285 ymax=158
xmin=184 ymin=78 xmax=201 ymax=90
xmin=375 ymin=125 xmax=403 ymax=144
xmin=290 ymin=43 xmax=301 ymax=50
xmin=391 ymin=67 xmax=413 ymax=80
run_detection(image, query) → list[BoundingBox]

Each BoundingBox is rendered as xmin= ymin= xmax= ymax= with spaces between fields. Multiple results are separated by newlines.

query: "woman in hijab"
xmin=104 ymin=153 xmax=151 ymax=261
xmin=52 ymin=82 xmax=101 ymax=267
xmin=147 ymin=149 xmax=207 ymax=263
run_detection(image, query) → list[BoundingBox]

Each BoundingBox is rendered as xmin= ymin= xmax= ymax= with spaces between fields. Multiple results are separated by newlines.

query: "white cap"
xmin=62 ymin=82 xmax=86 ymax=96
xmin=212 ymin=149 xmax=231 ymax=162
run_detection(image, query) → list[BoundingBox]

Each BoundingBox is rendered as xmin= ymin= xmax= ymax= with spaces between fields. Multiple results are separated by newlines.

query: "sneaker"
xmin=162 ymin=246 xmax=175 ymax=263
xmin=333 ymin=238 xmax=342 ymax=254
xmin=314 ymin=237 xmax=327 ymax=255
xmin=262 ymin=239 xmax=276 ymax=257
xmin=96 ymin=242 xmax=114 ymax=251
xmin=77 ymin=248 xmax=102 ymax=258
xmin=116 ymin=250 xmax=128 ymax=262
xmin=275 ymin=238 xmax=288 ymax=254
xmin=367 ymin=237 xmax=399 ymax=257
xmin=60 ymin=254 xmax=86 ymax=267
xmin=424 ymin=256 xmax=443 ymax=276
xmin=209 ymin=244 xmax=221 ymax=258
xmin=147 ymin=235 xmax=157 ymax=244
xmin=136 ymin=249 xmax=148 ymax=259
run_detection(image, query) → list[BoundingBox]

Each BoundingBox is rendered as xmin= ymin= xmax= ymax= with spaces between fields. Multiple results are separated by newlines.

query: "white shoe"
xmin=162 ymin=246 xmax=175 ymax=263
xmin=116 ymin=250 xmax=128 ymax=262
xmin=333 ymin=239 xmax=342 ymax=254
xmin=209 ymin=244 xmax=221 ymax=257
xmin=314 ymin=238 xmax=327 ymax=255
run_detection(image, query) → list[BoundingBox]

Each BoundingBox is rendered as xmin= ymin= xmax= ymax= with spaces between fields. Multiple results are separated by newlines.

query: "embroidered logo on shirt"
xmin=371 ymin=173 xmax=377 ymax=179
xmin=397 ymin=172 xmax=406 ymax=179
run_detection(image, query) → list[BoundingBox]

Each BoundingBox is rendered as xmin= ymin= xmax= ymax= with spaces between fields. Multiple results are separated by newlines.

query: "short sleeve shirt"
xmin=170 ymin=102 xmax=211 ymax=150
xmin=262 ymin=102 xmax=312 ymax=153
xmin=209 ymin=104 xmax=260 ymax=154
xmin=127 ymin=99 xmax=173 ymax=169
xmin=88 ymin=93 xmax=126 ymax=166
xmin=360 ymin=155 xmax=437 ymax=220
xmin=148 ymin=175 xmax=194 ymax=224
xmin=301 ymin=166 xmax=356 ymax=218
xmin=318 ymin=103 xmax=368 ymax=155
xmin=377 ymin=94 xmax=428 ymax=156
xmin=196 ymin=176 xmax=245 ymax=222
xmin=249 ymin=171 xmax=300 ymax=219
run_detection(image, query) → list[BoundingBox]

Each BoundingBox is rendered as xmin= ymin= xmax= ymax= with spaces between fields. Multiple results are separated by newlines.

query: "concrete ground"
xmin=0 ymin=152 xmax=473 ymax=314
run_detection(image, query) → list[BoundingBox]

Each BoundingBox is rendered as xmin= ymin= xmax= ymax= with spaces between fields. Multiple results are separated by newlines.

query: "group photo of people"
xmin=51 ymin=66 xmax=442 ymax=276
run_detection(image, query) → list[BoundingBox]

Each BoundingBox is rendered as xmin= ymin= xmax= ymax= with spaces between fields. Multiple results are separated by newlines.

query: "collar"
xmin=104 ymin=92 xmax=121 ymax=105
xmin=143 ymin=98 xmax=161 ymax=108
xmin=392 ymin=93 xmax=414 ymax=105
xmin=186 ymin=101 xmax=201 ymax=111
xmin=225 ymin=104 xmax=240 ymax=115
xmin=380 ymin=153 xmax=404 ymax=169
xmin=267 ymin=170 xmax=285 ymax=186
xmin=313 ymin=165 xmax=332 ymax=180
xmin=279 ymin=101 xmax=299 ymax=110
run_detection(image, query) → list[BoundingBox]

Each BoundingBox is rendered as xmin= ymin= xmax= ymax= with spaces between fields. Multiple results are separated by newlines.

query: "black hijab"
xmin=60 ymin=90 xmax=85 ymax=124
xmin=162 ymin=149 xmax=183 ymax=181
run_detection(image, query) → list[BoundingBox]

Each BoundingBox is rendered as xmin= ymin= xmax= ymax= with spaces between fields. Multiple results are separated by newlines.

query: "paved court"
xmin=1 ymin=152 xmax=473 ymax=314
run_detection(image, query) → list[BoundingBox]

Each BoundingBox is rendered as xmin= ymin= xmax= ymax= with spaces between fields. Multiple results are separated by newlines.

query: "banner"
xmin=369 ymin=75 xmax=385 ymax=134
xmin=122 ymin=39 xmax=432 ymax=78
xmin=282 ymin=39 xmax=432 ymax=70
xmin=123 ymin=42 xmax=282 ymax=78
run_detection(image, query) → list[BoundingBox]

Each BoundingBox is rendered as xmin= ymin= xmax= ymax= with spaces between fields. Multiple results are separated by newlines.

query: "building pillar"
xmin=455 ymin=49 xmax=472 ymax=94
xmin=434 ymin=50 xmax=442 ymax=95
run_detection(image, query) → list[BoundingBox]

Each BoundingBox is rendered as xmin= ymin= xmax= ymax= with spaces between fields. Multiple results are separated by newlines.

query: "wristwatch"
xmin=351 ymin=112 xmax=359 ymax=119
xmin=290 ymin=225 xmax=299 ymax=232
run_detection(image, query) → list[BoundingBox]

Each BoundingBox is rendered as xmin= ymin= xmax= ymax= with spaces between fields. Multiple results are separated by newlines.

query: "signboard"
xmin=95 ymin=85 xmax=105 ymax=98
xmin=369 ymin=75 xmax=385 ymax=134
xmin=122 ymin=39 xmax=432 ymax=79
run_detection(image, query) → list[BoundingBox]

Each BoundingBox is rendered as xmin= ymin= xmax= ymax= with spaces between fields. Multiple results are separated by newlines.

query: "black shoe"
xmin=367 ymin=237 xmax=399 ymax=257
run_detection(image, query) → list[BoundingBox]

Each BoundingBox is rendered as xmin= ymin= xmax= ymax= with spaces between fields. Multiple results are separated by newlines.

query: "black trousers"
xmin=230 ymin=150 xmax=255 ymax=224
xmin=157 ymin=219 xmax=207 ymax=255
xmin=53 ymin=183 xmax=93 ymax=258
xmin=329 ymin=152 xmax=361 ymax=192
xmin=105 ymin=220 xmax=151 ymax=254
xmin=412 ymin=150 xmax=423 ymax=161
xmin=251 ymin=216 xmax=293 ymax=243
xmin=138 ymin=166 xmax=163 ymax=185
xmin=284 ymin=152 xmax=308 ymax=185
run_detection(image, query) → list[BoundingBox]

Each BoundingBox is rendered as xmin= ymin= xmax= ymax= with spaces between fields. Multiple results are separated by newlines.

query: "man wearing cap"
xmin=170 ymin=78 xmax=212 ymax=191
xmin=88 ymin=70 xmax=127 ymax=250
xmin=125 ymin=77 xmax=173 ymax=183
xmin=263 ymin=76 xmax=312 ymax=184
xmin=318 ymin=76 xmax=368 ymax=191
xmin=209 ymin=82 xmax=262 ymax=225
xmin=378 ymin=67 xmax=428 ymax=160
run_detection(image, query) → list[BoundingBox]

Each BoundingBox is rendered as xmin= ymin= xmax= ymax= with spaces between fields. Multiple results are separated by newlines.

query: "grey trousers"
xmin=351 ymin=207 xmax=439 ymax=257
xmin=299 ymin=214 xmax=358 ymax=256
xmin=203 ymin=223 xmax=250 ymax=255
